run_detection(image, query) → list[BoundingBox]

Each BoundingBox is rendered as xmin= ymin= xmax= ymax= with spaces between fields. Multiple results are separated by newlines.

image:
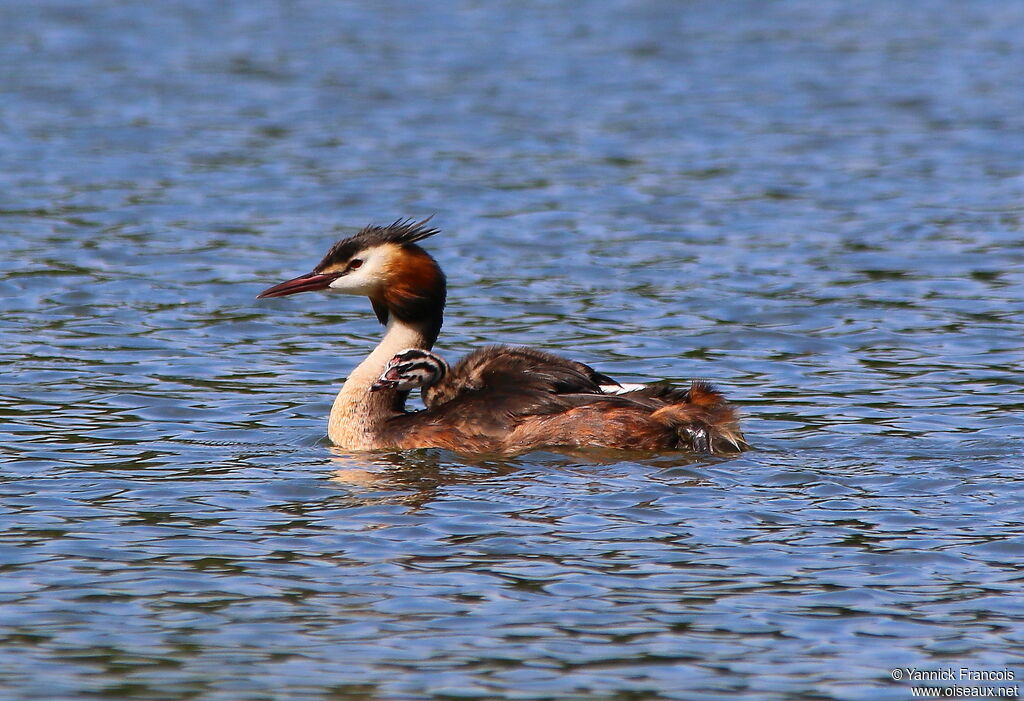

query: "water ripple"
xmin=2 ymin=1 xmax=1023 ymax=699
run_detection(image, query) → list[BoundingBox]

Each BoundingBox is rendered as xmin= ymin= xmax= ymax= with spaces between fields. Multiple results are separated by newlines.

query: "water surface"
xmin=2 ymin=2 xmax=1024 ymax=699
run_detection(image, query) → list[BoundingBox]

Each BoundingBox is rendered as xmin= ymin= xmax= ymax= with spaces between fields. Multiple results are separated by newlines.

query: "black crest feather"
xmin=315 ymin=216 xmax=439 ymax=272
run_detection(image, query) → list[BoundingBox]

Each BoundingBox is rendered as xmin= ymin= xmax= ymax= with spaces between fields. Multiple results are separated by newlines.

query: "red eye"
xmin=349 ymin=259 xmax=363 ymax=270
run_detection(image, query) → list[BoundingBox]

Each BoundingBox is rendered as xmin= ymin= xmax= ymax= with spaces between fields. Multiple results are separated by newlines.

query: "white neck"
xmin=328 ymin=317 xmax=430 ymax=449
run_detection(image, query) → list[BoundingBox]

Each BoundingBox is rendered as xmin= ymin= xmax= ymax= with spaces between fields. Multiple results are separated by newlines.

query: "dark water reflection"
xmin=2 ymin=1 xmax=1024 ymax=699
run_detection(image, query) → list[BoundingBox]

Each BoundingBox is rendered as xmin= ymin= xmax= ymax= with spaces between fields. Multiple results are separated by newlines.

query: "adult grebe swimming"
xmin=258 ymin=219 xmax=747 ymax=455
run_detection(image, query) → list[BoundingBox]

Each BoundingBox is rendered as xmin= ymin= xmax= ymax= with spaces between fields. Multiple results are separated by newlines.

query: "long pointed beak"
xmin=257 ymin=272 xmax=336 ymax=299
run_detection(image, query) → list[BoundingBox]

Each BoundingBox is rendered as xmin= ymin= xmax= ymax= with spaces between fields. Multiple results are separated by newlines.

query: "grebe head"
xmin=258 ymin=217 xmax=447 ymax=342
xmin=370 ymin=348 xmax=449 ymax=392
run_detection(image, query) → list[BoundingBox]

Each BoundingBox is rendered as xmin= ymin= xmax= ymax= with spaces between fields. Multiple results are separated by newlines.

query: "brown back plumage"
xmin=380 ymin=346 xmax=747 ymax=455
xmin=422 ymin=346 xmax=615 ymax=413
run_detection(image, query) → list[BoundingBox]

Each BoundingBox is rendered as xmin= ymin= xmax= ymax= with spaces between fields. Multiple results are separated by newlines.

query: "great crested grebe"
xmin=258 ymin=219 xmax=747 ymax=455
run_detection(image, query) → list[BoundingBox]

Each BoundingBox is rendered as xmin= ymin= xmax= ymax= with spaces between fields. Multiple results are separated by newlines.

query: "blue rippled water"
xmin=2 ymin=2 xmax=1023 ymax=699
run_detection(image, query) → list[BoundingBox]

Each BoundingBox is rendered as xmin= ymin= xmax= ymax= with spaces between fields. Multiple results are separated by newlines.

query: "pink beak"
xmin=370 ymin=366 xmax=403 ymax=392
xmin=257 ymin=272 xmax=336 ymax=299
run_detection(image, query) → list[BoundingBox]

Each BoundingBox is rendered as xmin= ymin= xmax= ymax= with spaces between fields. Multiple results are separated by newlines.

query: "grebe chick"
xmin=258 ymin=218 xmax=747 ymax=455
xmin=372 ymin=348 xmax=450 ymax=394
xmin=372 ymin=346 xmax=621 ymax=409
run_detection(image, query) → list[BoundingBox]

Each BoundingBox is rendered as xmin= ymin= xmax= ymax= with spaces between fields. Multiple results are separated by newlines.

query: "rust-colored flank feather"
xmin=258 ymin=219 xmax=748 ymax=456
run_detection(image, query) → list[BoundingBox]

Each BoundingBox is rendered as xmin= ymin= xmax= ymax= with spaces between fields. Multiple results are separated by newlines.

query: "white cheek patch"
xmin=326 ymin=248 xmax=389 ymax=295
xmin=327 ymin=276 xmax=350 ymax=292
xmin=327 ymin=271 xmax=373 ymax=295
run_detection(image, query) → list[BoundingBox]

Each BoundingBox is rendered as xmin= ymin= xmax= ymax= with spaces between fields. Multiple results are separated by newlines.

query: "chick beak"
xmin=370 ymin=366 xmax=403 ymax=392
xmin=257 ymin=272 xmax=336 ymax=299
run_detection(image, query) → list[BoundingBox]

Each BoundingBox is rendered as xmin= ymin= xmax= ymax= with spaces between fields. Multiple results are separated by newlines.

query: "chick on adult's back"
xmin=258 ymin=219 xmax=747 ymax=455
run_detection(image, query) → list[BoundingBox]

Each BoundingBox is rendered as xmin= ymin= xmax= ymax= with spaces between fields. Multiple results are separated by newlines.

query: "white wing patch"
xmin=600 ymin=383 xmax=648 ymax=394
